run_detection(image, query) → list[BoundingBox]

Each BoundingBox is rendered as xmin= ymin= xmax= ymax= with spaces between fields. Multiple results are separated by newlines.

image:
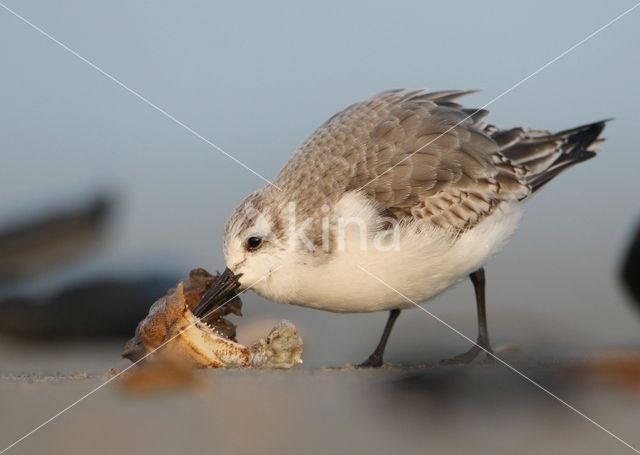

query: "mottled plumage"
xmin=252 ymin=89 xmax=604 ymax=237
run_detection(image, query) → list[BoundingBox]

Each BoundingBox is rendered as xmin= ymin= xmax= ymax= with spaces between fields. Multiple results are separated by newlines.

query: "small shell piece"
xmin=249 ymin=321 xmax=304 ymax=368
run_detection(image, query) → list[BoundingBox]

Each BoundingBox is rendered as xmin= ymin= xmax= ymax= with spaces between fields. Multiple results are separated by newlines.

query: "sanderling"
xmin=209 ymin=89 xmax=607 ymax=367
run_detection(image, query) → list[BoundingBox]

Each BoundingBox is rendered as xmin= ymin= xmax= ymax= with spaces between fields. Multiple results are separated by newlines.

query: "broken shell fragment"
xmin=161 ymin=285 xmax=250 ymax=368
xmin=123 ymin=269 xmax=303 ymax=369
xmin=249 ymin=320 xmax=304 ymax=368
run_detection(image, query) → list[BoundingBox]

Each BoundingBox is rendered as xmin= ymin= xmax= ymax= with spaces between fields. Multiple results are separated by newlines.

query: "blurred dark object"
xmin=622 ymin=221 xmax=640 ymax=305
xmin=379 ymin=363 xmax=571 ymax=416
xmin=0 ymin=275 xmax=176 ymax=340
xmin=0 ymin=195 xmax=112 ymax=284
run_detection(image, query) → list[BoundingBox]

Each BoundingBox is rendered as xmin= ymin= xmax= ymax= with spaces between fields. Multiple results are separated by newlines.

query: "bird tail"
xmin=495 ymin=120 xmax=609 ymax=193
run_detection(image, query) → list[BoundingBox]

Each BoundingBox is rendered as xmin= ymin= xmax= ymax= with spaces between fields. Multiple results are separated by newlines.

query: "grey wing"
xmin=349 ymin=90 xmax=530 ymax=232
xmin=275 ymin=89 xmax=605 ymax=232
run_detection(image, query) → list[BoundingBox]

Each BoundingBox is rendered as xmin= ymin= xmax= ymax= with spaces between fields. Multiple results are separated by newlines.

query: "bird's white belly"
xmin=273 ymin=201 xmax=523 ymax=313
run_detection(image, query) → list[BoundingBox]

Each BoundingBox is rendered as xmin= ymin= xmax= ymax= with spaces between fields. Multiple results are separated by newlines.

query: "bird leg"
xmin=441 ymin=268 xmax=494 ymax=365
xmin=357 ymin=309 xmax=401 ymax=368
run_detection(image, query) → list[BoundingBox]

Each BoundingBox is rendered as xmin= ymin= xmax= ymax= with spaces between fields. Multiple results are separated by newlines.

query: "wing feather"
xmin=272 ymin=89 xmax=605 ymax=235
xmin=348 ymin=91 xmax=528 ymax=232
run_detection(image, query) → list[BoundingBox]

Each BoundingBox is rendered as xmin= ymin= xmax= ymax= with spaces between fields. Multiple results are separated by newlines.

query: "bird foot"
xmin=439 ymin=344 xmax=494 ymax=366
xmin=356 ymin=353 xmax=384 ymax=368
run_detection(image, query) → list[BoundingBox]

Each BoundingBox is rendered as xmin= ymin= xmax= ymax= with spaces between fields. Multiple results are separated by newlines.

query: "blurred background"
xmin=1 ymin=1 xmax=639 ymax=454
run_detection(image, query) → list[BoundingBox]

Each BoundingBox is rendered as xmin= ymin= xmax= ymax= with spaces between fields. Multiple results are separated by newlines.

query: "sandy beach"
xmin=1 ymin=339 xmax=640 ymax=455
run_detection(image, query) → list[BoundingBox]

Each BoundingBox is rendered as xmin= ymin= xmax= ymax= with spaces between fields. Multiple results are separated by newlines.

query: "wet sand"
xmin=1 ymin=343 xmax=639 ymax=455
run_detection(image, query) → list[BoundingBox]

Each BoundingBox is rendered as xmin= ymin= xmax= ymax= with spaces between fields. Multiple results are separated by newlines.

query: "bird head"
xmin=222 ymin=191 xmax=290 ymax=292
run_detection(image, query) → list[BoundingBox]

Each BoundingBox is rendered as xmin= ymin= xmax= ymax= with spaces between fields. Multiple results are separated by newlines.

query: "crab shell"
xmin=160 ymin=284 xmax=250 ymax=368
xmin=122 ymin=269 xmax=241 ymax=363
xmin=123 ymin=275 xmax=303 ymax=369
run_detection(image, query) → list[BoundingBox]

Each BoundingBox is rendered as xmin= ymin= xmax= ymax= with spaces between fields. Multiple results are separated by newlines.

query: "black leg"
xmin=357 ymin=309 xmax=401 ymax=368
xmin=441 ymin=267 xmax=494 ymax=365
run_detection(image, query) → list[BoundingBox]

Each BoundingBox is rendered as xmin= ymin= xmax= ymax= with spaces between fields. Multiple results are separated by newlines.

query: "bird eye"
xmin=246 ymin=236 xmax=263 ymax=251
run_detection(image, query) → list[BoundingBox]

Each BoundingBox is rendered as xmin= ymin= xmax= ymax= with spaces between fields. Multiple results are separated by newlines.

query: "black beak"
xmin=193 ymin=268 xmax=242 ymax=318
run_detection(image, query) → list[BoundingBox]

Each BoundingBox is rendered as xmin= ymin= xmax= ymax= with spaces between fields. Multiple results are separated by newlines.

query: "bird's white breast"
xmin=256 ymin=192 xmax=523 ymax=313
